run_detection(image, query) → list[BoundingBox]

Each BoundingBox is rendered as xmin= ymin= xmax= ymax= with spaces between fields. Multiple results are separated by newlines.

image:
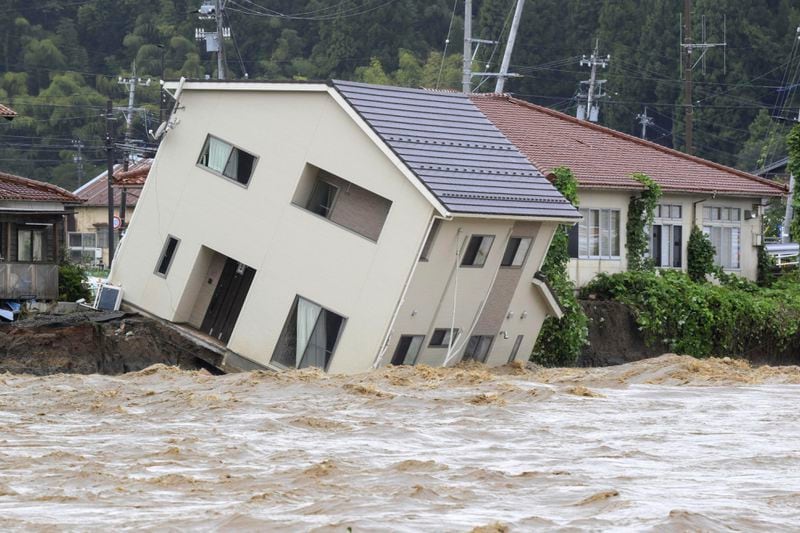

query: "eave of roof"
xmin=74 ymin=166 xmax=140 ymax=207
xmin=0 ymin=170 xmax=83 ymax=203
xmin=0 ymin=103 xmax=16 ymax=119
xmin=472 ymin=94 xmax=787 ymax=198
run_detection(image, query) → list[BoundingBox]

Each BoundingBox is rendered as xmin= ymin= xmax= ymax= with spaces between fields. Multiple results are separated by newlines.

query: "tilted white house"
xmin=109 ymin=80 xmax=579 ymax=374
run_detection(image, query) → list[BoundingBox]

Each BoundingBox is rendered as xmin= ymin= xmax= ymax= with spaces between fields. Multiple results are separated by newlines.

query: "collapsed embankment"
xmin=0 ymin=312 xmax=219 ymax=375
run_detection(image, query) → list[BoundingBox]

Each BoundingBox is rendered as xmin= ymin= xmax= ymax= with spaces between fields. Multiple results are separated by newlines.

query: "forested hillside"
xmin=1 ymin=0 xmax=800 ymax=189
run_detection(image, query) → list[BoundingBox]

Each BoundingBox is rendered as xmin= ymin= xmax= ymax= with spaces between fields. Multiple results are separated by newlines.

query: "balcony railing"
xmin=0 ymin=263 xmax=59 ymax=300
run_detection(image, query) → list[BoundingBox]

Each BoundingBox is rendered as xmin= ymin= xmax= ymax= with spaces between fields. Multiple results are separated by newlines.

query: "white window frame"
xmin=68 ymin=231 xmax=102 ymax=266
xmin=648 ymin=204 xmax=684 ymax=269
xmin=197 ymin=134 xmax=258 ymax=187
xmin=577 ymin=208 xmax=621 ymax=260
xmin=702 ymin=205 xmax=742 ymax=270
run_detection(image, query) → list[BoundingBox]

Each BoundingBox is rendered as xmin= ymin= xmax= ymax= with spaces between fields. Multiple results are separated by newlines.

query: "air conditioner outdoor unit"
xmin=94 ymin=284 xmax=123 ymax=311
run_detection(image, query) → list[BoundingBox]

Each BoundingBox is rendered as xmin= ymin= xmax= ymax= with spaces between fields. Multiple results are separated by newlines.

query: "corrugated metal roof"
xmin=331 ymin=80 xmax=579 ymax=219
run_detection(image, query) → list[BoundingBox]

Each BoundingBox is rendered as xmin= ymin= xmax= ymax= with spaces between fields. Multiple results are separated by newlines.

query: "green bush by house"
xmin=581 ymin=270 xmax=800 ymax=358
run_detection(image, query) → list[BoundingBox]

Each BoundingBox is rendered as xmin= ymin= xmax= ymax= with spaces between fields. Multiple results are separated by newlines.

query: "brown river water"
xmin=1 ymin=354 xmax=799 ymax=531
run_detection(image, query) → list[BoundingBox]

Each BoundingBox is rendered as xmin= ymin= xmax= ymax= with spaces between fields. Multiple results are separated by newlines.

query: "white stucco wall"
xmin=570 ymin=188 xmax=767 ymax=286
xmin=110 ymin=88 xmax=435 ymax=374
xmin=387 ymin=217 xmax=559 ymax=367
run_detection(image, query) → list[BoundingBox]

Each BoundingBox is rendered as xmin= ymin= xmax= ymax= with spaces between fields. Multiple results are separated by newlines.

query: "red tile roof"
xmin=0 ymin=104 xmax=16 ymax=119
xmin=472 ymin=94 xmax=786 ymax=198
xmin=74 ymin=165 xmax=142 ymax=207
xmin=113 ymin=158 xmax=151 ymax=187
xmin=0 ymin=170 xmax=82 ymax=203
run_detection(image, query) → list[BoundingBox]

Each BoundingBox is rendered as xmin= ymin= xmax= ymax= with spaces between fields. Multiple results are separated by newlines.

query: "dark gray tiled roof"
xmin=331 ymin=80 xmax=579 ymax=219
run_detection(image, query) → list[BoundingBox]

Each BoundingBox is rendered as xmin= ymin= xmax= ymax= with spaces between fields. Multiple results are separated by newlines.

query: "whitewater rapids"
xmin=0 ymin=354 xmax=799 ymax=531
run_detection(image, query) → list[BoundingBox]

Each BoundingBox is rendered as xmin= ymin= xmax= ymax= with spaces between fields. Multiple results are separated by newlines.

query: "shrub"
xmin=687 ymin=225 xmax=717 ymax=282
xmin=626 ymin=173 xmax=661 ymax=271
xmin=58 ymin=262 xmax=92 ymax=302
xmin=531 ymin=166 xmax=588 ymax=366
xmin=581 ymin=270 xmax=800 ymax=357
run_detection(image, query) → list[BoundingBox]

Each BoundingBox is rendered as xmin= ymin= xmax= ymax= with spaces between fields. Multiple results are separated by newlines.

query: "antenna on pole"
xmin=196 ymin=0 xmax=230 ymax=79
xmin=576 ymin=39 xmax=609 ymax=122
xmin=495 ymin=0 xmax=525 ymax=94
xmin=636 ymin=107 xmax=654 ymax=139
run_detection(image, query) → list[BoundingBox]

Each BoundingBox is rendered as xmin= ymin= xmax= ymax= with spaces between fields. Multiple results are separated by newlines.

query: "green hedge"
xmin=580 ymin=270 xmax=800 ymax=357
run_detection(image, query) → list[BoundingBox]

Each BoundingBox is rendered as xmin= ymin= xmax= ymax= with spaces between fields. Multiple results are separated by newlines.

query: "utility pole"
xmin=494 ymin=0 xmax=525 ymax=94
xmin=462 ymin=0 xmax=473 ymax=93
xmin=72 ymin=139 xmax=84 ymax=189
xmin=196 ymin=1 xmax=229 ymax=79
xmin=577 ymin=39 xmax=609 ymax=122
xmin=215 ymin=0 xmax=225 ymax=79
xmin=682 ymin=0 xmax=693 ymax=154
xmin=105 ymin=100 xmax=115 ymax=269
xmin=117 ymin=61 xmax=151 ymax=168
xmin=461 ymin=0 xmax=515 ymax=94
xmin=680 ymin=2 xmax=726 ymax=155
xmin=117 ymin=61 xmax=150 ymax=230
xmin=637 ymin=107 xmax=654 ymax=139
xmin=784 ymin=173 xmax=795 ymax=243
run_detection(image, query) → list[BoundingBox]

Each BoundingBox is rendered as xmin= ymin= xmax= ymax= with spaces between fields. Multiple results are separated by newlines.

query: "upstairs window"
xmin=461 ymin=235 xmax=494 ymax=267
xmin=155 ymin=236 xmax=180 ymax=277
xmin=307 ymin=180 xmax=339 ymax=218
xmin=292 ymin=165 xmax=392 ymax=242
xmin=419 ymin=219 xmax=442 ymax=262
xmin=198 ymin=134 xmax=257 ymax=186
xmin=501 ymin=237 xmax=532 ymax=267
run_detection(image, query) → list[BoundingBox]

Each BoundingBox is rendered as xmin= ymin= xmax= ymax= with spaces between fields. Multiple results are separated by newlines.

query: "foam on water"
xmin=0 ymin=354 xmax=798 ymax=531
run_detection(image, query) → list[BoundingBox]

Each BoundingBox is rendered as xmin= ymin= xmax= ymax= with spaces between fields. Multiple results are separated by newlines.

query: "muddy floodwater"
xmin=1 ymin=355 xmax=799 ymax=531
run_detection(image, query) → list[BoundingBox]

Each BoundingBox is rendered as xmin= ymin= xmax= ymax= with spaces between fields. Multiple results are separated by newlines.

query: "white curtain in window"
xmin=296 ymin=298 xmax=321 ymax=367
xmin=18 ymin=230 xmax=31 ymax=262
xmin=207 ymin=137 xmax=232 ymax=173
xmin=578 ymin=210 xmax=588 ymax=257
xmin=600 ymin=210 xmax=611 ymax=256
xmin=406 ymin=336 xmax=423 ymax=365
xmin=32 ymin=231 xmax=43 ymax=262
xmin=223 ymin=147 xmax=238 ymax=178
xmin=475 ymin=236 xmax=493 ymax=265
xmin=512 ymin=238 xmax=531 ymax=266
xmin=730 ymin=227 xmax=740 ymax=268
xmin=610 ymin=211 xmax=620 ymax=256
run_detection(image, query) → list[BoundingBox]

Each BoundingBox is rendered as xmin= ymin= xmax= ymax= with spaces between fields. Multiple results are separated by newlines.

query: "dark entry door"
xmin=201 ymin=258 xmax=256 ymax=344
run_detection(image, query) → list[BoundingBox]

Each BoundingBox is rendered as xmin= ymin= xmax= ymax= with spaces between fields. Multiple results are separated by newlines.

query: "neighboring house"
xmin=0 ymin=170 xmax=83 ymax=300
xmin=0 ymin=104 xmax=17 ymax=121
xmin=474 ymin=95 xmax=787 ymax=285
xmin=72 ymin=159 xmax=151 ymax=267
xmin=109 ymin=80 xmax=579 ymax=374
